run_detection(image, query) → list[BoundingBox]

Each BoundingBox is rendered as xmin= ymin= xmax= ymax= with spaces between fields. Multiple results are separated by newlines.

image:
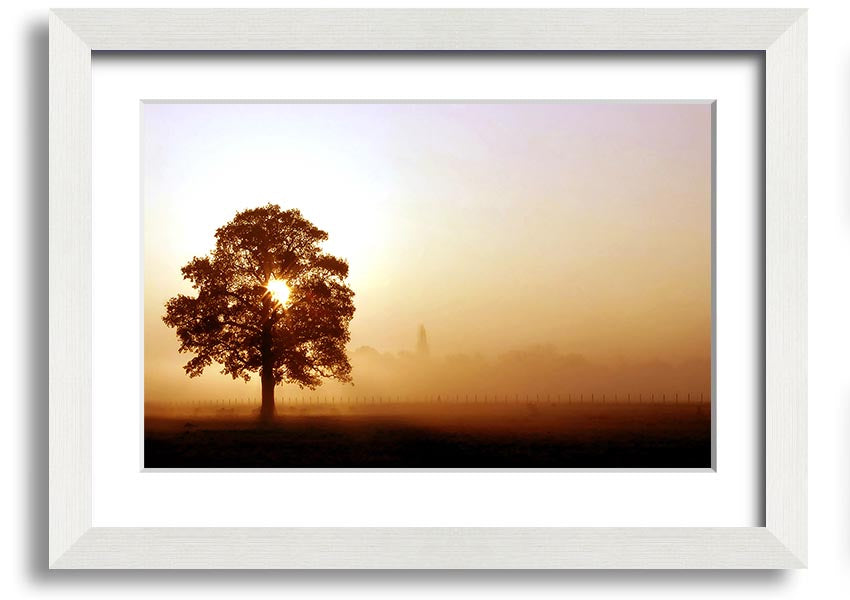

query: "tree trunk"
xmin=260 ymin=369 xmax=275 ymax=423
xmin=259 ymin=279 xmax=276 ymax=423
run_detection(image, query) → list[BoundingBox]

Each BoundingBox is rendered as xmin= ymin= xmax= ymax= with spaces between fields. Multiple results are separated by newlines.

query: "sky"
xmin=143 ymin=102 xmax=712 ymax=404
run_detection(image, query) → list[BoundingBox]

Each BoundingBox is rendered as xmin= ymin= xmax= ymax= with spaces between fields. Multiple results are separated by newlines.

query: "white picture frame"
xmin=49 ymin=8 xmax=807 ymax=569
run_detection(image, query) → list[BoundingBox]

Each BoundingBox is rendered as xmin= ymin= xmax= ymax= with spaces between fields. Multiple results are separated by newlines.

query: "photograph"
xmin=143 ymin=101 xmax=713 ymax=469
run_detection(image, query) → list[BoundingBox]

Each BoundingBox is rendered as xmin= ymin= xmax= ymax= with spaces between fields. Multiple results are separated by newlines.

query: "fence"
xmin=157 ymin=391 xmax=710 ymax=412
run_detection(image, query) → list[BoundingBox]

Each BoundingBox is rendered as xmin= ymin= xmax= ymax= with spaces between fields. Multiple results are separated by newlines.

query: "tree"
xmin=163 ymin=204 xmax=355 ymax=422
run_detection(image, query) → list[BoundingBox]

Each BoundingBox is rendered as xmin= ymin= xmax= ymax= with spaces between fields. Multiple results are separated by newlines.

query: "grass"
xmin=144 ymin=401 xmax=711 ymax=468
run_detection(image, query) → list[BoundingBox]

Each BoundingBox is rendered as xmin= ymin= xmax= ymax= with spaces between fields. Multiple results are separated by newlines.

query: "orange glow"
xmin=144 ymin=102 xmax=712 ymax=403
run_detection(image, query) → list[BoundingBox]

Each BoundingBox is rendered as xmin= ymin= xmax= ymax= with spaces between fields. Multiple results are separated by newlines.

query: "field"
xmin=144 ymin=399 xmax=711 ymax=468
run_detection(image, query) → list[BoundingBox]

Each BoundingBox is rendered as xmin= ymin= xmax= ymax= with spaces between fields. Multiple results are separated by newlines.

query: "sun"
xmin=266 ymin=277 xmax=291 ymax=306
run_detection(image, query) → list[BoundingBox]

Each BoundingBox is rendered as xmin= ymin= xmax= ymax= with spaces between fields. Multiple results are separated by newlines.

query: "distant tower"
xmin=416 ymin=324 xmax=430 ymax=357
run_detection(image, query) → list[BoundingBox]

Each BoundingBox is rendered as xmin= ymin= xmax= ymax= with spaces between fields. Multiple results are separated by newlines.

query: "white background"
xmin=2 ymin=0 xmax=846 ymax=598
xmin=92 ymin=54 xmax=756 ymax=528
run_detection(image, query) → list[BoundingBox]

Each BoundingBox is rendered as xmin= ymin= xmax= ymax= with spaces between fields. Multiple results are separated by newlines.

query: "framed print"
xmin=143 ymin=100 xmax=713 ymax=470
xmin=49 ymin=9 xmax=807 ymax=568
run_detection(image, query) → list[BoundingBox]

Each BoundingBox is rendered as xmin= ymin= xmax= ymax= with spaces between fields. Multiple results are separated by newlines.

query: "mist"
xmin=145 ymin=329 xmax=709 ymax=410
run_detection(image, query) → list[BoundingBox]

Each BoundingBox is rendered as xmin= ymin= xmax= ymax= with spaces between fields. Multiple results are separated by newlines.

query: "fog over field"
xmin=146 ymin=333 xmax=709 ymax=411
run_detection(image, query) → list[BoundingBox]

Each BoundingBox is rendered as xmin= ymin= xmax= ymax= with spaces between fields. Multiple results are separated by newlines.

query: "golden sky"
xmin=143 ymin=102 xmax=711 ymax=403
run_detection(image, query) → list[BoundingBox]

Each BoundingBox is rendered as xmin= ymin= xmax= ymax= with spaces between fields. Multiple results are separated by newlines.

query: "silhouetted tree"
xmin=163 ymin=204 xmax=355 ymax=422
